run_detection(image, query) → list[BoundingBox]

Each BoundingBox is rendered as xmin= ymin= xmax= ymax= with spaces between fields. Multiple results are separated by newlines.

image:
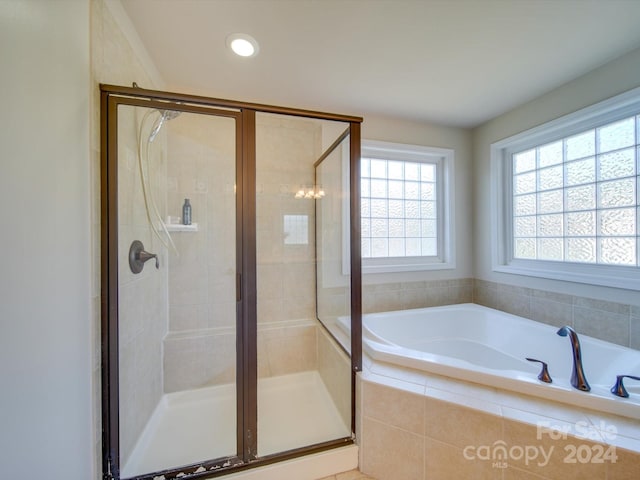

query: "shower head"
xmin=148 ymin=109 xmax=181 ymax=143
xmin=160 ymin=109 xmax=181 ymax=121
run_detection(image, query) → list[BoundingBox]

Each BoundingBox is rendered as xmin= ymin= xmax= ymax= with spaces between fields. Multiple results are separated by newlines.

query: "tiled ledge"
xmin=358 ymin=356 xmax=640 ymax=480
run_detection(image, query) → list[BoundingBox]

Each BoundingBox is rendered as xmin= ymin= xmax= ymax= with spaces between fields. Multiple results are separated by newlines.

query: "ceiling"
xmin=120 ymin=0 xmax=640 ymax=128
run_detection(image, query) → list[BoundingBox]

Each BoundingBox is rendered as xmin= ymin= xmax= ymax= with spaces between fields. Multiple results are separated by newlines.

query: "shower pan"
xmin=101 ymin=84 xmax=362 ymax=480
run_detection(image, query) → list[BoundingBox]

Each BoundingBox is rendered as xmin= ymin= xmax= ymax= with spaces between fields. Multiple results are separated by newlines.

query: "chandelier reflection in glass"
xmin=294 ymin=184 xmax=325 ymax=199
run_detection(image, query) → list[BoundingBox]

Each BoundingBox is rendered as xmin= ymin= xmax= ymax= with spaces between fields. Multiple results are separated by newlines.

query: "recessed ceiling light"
xmin=227 ymin=33 xmax=259 ymax=58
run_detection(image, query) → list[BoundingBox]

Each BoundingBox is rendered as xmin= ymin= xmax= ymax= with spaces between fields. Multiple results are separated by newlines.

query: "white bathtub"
xmin=340 ymin=303 xmax=640 ymax=419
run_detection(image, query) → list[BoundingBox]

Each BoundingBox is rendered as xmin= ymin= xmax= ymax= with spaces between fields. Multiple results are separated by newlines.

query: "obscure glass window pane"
xmin=565 ymin=185 xmax=596 ymax=212
xmin=388 ymin=200 xmax=404 ymax=218
xmin=514 ymin=216 xmax=536 ymax=237
xmin=597 ymin=117 xmax=635 ymax=153
xmin=405 ymin=163 xmax=419 ymax=180
xmin=389 ymin=238 xmax=404 ymax=257
xmin=511 ymin=114 xmax=640 ymax=267
xmin=538 ymin=238 xmax=563 ymax=261
xmin=538 ymin=190 xmax=563 ymax=214
xmin=361 ymin=155 xmax=442 ymax=260
xmin=515 ymin=238 xmax=536 ymax=259
xmin=370 ymin=159 xmax=386 ymax=178
xmin=514 ymin=194 xmax=537 ymax=216
xmin=598 ymin=179 xmax=635 ymax=208
xmin=421 ymin=164 xmax=435 ymax=182
xmin=537 ymin=214 xmax=563 ymax=237
xmin=565 ymin=130 xmax=595 ymax=160
xmin=370 ymin=179 xmax=387 ymax=197
xmin=600 ymin=237 xmax=636 ymax=265
xmin=515 ymin=172 xmax=536 ymax=194
xmin=566 ymin=211 xmax=595 ymax=237
xmin=538 ymin=165 xmax=564 ymax=191
xmin=403 ymin=219 xmax=418 ymax=237
xmin=371 ymin=238 xmax=388 ymax=257
xmin=388 ymin=161 xmax=404 ymax=180
xmin=514 ymin=149 xmax=535 ymax=173
xmin=405 ymin=181 xmax=420 ymax=200
xmin=565 ymin=158 xmax=595 ymax=186
xmin=598 ymin=208 xmax=636 ymax=236
xmin=389 ymin=219 xmax=404 ymax=237
xmin=538 ymin=141 xmax=563 ymax=167
xmin=388 ymin=180 xmax=403 ymax=199
xmin=598 ymin=148 xmax=635 ymax=181
xmin=566 ymin=238 xmax=596 ymax=263
xmin=421 ymin=238 xmax=437 ymax=256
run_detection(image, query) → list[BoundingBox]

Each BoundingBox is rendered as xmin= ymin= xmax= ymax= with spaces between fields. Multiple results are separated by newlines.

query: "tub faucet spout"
xmin=557 ymin=326 xmax=590 ymax=392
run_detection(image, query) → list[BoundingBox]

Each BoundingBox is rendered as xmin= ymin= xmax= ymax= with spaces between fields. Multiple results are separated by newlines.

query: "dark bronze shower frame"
xmin=100 ymin=84 xmax=362 ymax=480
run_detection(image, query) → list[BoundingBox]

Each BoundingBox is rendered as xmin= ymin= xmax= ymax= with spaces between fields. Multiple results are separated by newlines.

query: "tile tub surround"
xmin=473 ymin=279 xmax=640 ymax=350
xmin=359 ymin=278 xmax=639 ymax=351
xmin=357 ymin=362 xmax=640 ymax=480
xmin=362 ymin=279 xmax=473 ymax=315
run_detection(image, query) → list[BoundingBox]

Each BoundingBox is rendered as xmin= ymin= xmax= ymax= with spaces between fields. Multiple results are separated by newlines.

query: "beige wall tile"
xmin=259 ymin=325 xmax=318 ymax=377
xmin=363 ymin=290 xmax=403 ymax=314
xmin=361 ymin=417 xmax=424 ymax=480
xmin=573 ymin=297 xmax=630 ymax=315
xmin=573 ymin=306 xmax=629 ymax=346
xmin=318 ymin=329 xmax=351 ymax=429
xmin=474 ymin=283 xmax=498 ymax=309
xmin=630 ymin=316 xmax=640 ymax=350
xmin=424 ymin=397 xmax=503 ymax=449
xmin=496 ymin=291 xmax=532 ymax=318
xmin=502 ymin=418 xmax=607 ymax=480
xmin=362 ymin=380 xmax=425 ymax=435
xmin=503 ymin=466 xmax=550 ymax=479
xmin=606 ymin=446 xmax=640 ymax=480
xmin=163 ymin=333 xmax=236 ymax=392
xmin=530 ymin=298 xmax=573 ymax=328
xmin=425 ymin=437 xmax=501 ymax=480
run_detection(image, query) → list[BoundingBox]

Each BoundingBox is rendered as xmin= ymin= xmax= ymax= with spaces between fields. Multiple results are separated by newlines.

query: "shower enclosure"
xmin=101 ymin=84 xmax=362 ymax=480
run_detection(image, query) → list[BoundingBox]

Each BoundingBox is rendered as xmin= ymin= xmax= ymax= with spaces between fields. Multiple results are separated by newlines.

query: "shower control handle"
xmin=129 ymin=240 xmax=159 ymax=274
xmin=526 ymin=358 xmax=553 ymax=383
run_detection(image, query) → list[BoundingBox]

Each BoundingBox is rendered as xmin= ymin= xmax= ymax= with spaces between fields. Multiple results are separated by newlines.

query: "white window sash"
xmin=353 ymin=139 xmax=455 ymax=275
xmin=491 ymin=85 xmax=640 ymax=290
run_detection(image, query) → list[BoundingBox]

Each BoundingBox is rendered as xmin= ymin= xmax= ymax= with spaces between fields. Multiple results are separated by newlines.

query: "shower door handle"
xmin=129 ymin=240 xmax=159 ymax=274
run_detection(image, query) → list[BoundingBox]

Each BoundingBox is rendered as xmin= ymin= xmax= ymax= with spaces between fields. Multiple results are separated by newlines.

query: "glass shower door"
xmin=254 ymin=112 xmax=352 ymax=457
xmin=115 ymin=103 xmax=240 ymax=478
xmin=103 ymin=84 xmax=361 ymax=480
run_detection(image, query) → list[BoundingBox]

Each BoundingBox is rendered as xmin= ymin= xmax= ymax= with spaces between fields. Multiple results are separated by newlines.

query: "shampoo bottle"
xmin=182 ymin=199 xmax=192 ymax=225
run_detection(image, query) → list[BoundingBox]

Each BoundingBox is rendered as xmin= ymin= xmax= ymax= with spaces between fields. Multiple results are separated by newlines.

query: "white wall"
xmin=472 ymin=46 xmax=640 ymax=305
xmin=361 ymin=114 xmax=473 ymax=284
xmin=0 ymin=1 xmax=93 ymax=479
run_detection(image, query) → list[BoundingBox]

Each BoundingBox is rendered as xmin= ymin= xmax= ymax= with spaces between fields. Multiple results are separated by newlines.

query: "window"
xmin=491 ymin=86 xmax=640 ymax=290
xmin=360 ymin=140 xmax=454 ymax=273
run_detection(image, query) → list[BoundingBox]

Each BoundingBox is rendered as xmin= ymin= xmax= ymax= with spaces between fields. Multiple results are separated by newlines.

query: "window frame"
xmin=491 ymin=86 xmax=640 ymax=291
xmin=359 ymin=139 xmax=455 ymax=274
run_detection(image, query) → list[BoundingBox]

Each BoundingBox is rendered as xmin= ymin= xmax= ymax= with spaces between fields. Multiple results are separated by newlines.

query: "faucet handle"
xmin=610 ymin=375 xmax=640 ymax=398
xmin=526 ymin=358 xmax=553 ymax=383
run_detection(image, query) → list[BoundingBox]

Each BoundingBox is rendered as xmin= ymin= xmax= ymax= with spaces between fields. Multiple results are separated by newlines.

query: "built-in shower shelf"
xmin=165 ymin=223 xmax=199 ymax=232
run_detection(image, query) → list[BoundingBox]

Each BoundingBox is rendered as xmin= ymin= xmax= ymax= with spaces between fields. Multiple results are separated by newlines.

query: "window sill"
xmin=493 ymin=262 xmax=640 ymax=291
xmin=363 ymin=260 xmax=456 ymax=275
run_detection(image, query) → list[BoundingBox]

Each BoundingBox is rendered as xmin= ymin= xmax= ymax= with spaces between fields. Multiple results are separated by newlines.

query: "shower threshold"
xmin=122 ymin=371 xmax=350 ymax=478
